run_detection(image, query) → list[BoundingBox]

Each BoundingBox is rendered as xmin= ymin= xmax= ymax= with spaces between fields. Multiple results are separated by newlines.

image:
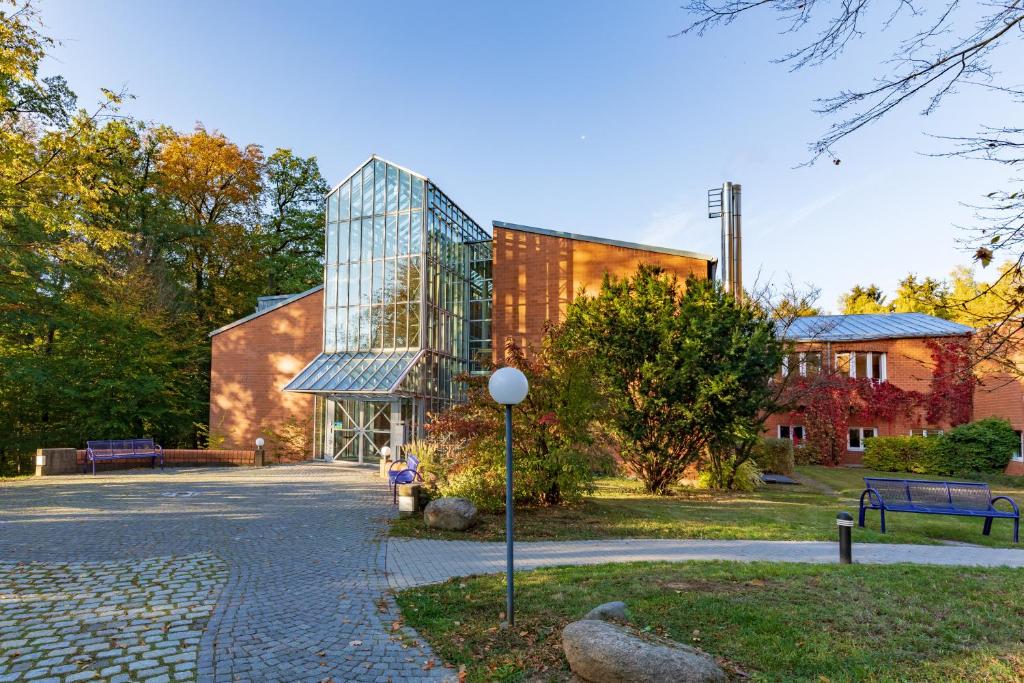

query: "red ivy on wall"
xmin=788 ymin=375 xmax=923 ymax=465
xmin=924 ymin=338 xmax=975 ymax=427
xmin=780 ymin=340 xmax=978 ymax=465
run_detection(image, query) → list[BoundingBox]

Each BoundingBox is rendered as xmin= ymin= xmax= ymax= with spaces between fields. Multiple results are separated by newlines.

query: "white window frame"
xmin=909 ymin=428 xmax=944 ymax=438
xmin=1013 ymin=431 xmax=1023 ymax=462
xmin=836 ymin=351 xmax=887 ymax=382
xmin=783 ymin=352 xmax=823 ymax=378
xmin=778 ymin=424 xmax=806 ymax=444
xmin=848 ymin=426 xmax=878 ymax=451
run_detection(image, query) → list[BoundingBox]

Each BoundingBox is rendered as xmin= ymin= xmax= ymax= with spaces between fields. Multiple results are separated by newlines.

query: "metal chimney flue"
xmin=708 ymin=182 xmax=742 ymax=301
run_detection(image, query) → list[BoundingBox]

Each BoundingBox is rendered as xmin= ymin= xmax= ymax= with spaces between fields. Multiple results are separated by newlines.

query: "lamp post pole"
xmin=488 ymin=366 xmax=529 ymax=629
xmin=504 ymin=403 xmax=514 ymax=626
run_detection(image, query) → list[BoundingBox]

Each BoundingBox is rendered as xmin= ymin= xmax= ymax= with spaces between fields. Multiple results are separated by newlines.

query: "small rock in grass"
xmin=582 ymin=601 xmax=630 ymax=623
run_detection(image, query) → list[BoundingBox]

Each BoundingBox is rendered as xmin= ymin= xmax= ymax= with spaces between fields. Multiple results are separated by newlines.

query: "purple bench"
xmin=85 ymin=439 xmax=163 ymax=475
xmin=388 ymin=453 xmax=423 ymax=503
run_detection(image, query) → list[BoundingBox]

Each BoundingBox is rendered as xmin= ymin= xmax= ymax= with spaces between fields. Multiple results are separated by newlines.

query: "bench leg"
xmin=1015 ymin=518 xmax=1019 ymax=544
xmin=879 ymin=509 xmax=886 ymax=534
xmin=983 ymin=517 xmax=994 ymax=536
xmin=858 ymin=505 xmax=866 ymax=528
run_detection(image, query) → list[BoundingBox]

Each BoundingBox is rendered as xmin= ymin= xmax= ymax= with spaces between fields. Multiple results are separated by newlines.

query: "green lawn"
xmin=389 ymin=467 xmax=1024 ymax=547
xmin=397 ymin=561 xmax=1024 ymax=682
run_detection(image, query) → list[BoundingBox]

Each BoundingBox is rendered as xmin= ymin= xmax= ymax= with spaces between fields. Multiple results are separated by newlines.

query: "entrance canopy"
xmin=284 ymin=350 xmax=424 ymax=395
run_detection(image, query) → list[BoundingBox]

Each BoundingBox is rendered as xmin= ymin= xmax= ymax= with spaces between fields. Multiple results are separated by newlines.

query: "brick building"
xmin=765 ymin=313 xmax=1024 ymax=466
xmin=209 ymin=156 xmax=716 ymax=459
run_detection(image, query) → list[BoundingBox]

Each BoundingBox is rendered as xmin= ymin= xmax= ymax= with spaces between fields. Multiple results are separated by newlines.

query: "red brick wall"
xmin=764 ymin=337 xmax=958 ymax=465
xmin=209 ymin=288 xmax=323 ymax=451
xmin=491 ymin=225 xmax=712 ymax=355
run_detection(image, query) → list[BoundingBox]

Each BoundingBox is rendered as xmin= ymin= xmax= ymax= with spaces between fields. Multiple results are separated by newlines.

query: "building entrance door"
xmin=330 ymin=400 xmax=391 ymax=464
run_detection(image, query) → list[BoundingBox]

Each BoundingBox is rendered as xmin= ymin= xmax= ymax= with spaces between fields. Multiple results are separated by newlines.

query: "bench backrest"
xmin=406 ymin=454 xmax=420 ymax=473
xmin=864 ymin=477 xmax=992 ymax=510
xmin=87 ymin=439 xmax=157 ymax=455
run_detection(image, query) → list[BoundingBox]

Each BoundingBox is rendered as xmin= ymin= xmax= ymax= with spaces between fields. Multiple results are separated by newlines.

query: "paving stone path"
xmin=385 ymin=537 xmax=1024 ymax=590
xmin=0 ymin=554 xmax=225 ymax=683
xmin=0 ymin=465 xmax=452 ymax=683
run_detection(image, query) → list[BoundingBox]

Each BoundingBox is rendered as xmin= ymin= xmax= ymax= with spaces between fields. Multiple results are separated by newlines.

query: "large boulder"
xmin=562 ymin=619 xmax=727 ymax=683
xmin=583 ymin=601 xmax=630 ymax=623
xmin=423 ymin=497 xmax=478 ymax=531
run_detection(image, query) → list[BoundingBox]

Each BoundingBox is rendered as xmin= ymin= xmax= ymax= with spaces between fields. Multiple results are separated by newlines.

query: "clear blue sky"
xmin=39 ymin=0 xmax=1022 ymax=311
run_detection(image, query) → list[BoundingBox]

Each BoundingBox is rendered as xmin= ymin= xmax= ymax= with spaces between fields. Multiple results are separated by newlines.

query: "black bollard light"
xmin=837 ymin=511 xmax=853 ymax=564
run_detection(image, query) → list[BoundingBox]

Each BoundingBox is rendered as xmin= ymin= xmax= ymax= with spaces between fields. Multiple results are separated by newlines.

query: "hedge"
xmin=863 ymin=436 xmax=942 ymax=474
xmin=864 ymin=418 xmax=1019 ymax=476
xmin=753 ymin=438 xmax=795 ymax=475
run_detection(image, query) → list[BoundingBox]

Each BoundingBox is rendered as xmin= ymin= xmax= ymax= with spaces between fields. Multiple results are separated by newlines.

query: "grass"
xmin=397 ymin=560 xmax=1024 ymax=682
xmin=389 ymin=467 xmax=1024 ymax=547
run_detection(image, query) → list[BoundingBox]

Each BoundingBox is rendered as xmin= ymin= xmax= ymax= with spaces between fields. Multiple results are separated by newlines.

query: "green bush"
xmin=936 ymin=418 xmax=1019 ymax=475
xmin=864 ymin=420 xmax=1019 ymax=476
xmin=863 ymin=436 xmax=942 ymax=474
xmin=753 ymin=438 xmax=795 ymax=475
xmin=698 ymin=455 xmax=763 ymax=492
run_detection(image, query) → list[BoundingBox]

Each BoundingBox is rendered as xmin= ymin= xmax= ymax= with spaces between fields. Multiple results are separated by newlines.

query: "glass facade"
xmin=289 ymin=156 xmax=491 ymax=462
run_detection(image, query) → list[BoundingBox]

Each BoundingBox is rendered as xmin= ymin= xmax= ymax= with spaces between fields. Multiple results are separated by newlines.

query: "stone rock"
xmin=423 ymin=497 xmax=478 ymax=531
xmin=583 ymin=601 xmax=630 ymax=623
xmin=561 ymin=619 xmax=727 ymax=683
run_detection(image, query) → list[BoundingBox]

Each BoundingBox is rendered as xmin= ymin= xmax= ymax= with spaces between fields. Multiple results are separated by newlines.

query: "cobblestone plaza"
xmin=0 ymin=465 xmax=452 ymax=683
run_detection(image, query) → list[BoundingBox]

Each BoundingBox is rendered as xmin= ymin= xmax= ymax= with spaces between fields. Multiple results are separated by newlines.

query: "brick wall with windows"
xmin=490 ymin=224 xmax=713 ymax=355
xmin=209 ymin=288 xmax=324 ymax=451
xmin=764 ymin=336 xmax=964 ymax=464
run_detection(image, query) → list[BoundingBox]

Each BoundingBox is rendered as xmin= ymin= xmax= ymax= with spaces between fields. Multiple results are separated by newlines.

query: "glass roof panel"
xmin=284 ymin=350 xmax=424 ymax=394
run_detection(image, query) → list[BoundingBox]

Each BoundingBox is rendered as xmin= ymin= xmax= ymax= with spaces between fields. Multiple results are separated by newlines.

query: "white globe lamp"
xmin=255 ymin=437 xmax=265 ymax=448
xmin=488 ymin=367 xmax=529 ymax=405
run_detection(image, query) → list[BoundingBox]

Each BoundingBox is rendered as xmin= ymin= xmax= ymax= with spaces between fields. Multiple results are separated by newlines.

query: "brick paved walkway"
xmin=0 ymin=465 xmax=452 ymax=683
xmin=384 ymin=537 xmax=1024 ymax=590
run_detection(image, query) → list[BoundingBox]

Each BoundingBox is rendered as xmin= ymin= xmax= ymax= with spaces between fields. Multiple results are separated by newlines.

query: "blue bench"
xmin=388 ymin=453 xmax=423 ymax=503
xmin=85 ymin=439 xmax=163 ymax=475
xmin=859 ymin=477 xmax=1019 ymax=543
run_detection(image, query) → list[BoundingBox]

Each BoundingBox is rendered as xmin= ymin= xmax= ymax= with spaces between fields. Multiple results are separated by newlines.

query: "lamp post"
xmin=487 ymin=366 xmax=529 ymax=627
xmin=254 ymin=437 xmax=265 ymax=467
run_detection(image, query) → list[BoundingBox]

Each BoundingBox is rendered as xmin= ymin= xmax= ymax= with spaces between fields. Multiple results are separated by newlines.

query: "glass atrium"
xmin=284 ymin=156 xmax=491 ymax=462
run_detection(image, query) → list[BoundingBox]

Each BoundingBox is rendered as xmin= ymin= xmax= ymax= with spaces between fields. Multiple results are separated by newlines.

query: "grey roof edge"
xmin=781 ymin=313 xmax=975 ymax=343
xmin=208 ymin=285 xmax=324 ymax=338
xmin=492 ymin=220 xmax=718 ymax=263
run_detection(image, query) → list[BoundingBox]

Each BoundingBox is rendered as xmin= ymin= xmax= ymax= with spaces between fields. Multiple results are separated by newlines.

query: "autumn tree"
xmin=155 ymin=125 xmax=265 ymax=327
xmin=892 ymin=275 xmax=952 ymax=318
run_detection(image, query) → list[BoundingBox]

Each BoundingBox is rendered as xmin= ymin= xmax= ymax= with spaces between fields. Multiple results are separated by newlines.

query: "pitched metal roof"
xmin=783 ymin=313 xmax=974 ymax=342
xmin=283 ymin=350 xmax=423 ymax=394
xmin=492 ymin=221 xmax=718 ymax=263
xmin=208 ymin=285 xmax=323 ymax=337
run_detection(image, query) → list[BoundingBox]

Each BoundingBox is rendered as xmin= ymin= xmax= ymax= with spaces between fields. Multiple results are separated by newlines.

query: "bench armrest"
xmin=860 ymin=487 xmax=884 ymax=509
xmin=991 ymin=495 xmax=1019 ymax=516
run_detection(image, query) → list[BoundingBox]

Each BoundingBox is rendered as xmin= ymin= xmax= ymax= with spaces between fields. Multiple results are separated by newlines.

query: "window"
xmin=835 ymin=351 xmax=886 ymax=381
xmin=778 ymin=425 xmax=806 ymax=444
xmin=910 ymin=428 xmax=944 ymax=438
xmin=782 ymin=351 xmax=823 ymax=378
xmin=1013 ymin=431 xmax=1023 ymax=462
xmin=848 ymin=427 xmax=877 ymax=451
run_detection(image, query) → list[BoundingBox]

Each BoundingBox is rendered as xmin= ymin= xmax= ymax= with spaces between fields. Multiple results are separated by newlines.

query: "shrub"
xmin=754 ymin=438 xmax=795 ymax=475
xmin=698 ymin=457 xmax=762 ymax=492
xmin=266 ymin=415 xmax=310 ymax=462
xmin=936 ymin=418 xmax=1018 ymax=474
xmin=423 ymin=336 xmax=600 ymax=512
xmin=863 ymin=436 xmax=942 ymax=474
